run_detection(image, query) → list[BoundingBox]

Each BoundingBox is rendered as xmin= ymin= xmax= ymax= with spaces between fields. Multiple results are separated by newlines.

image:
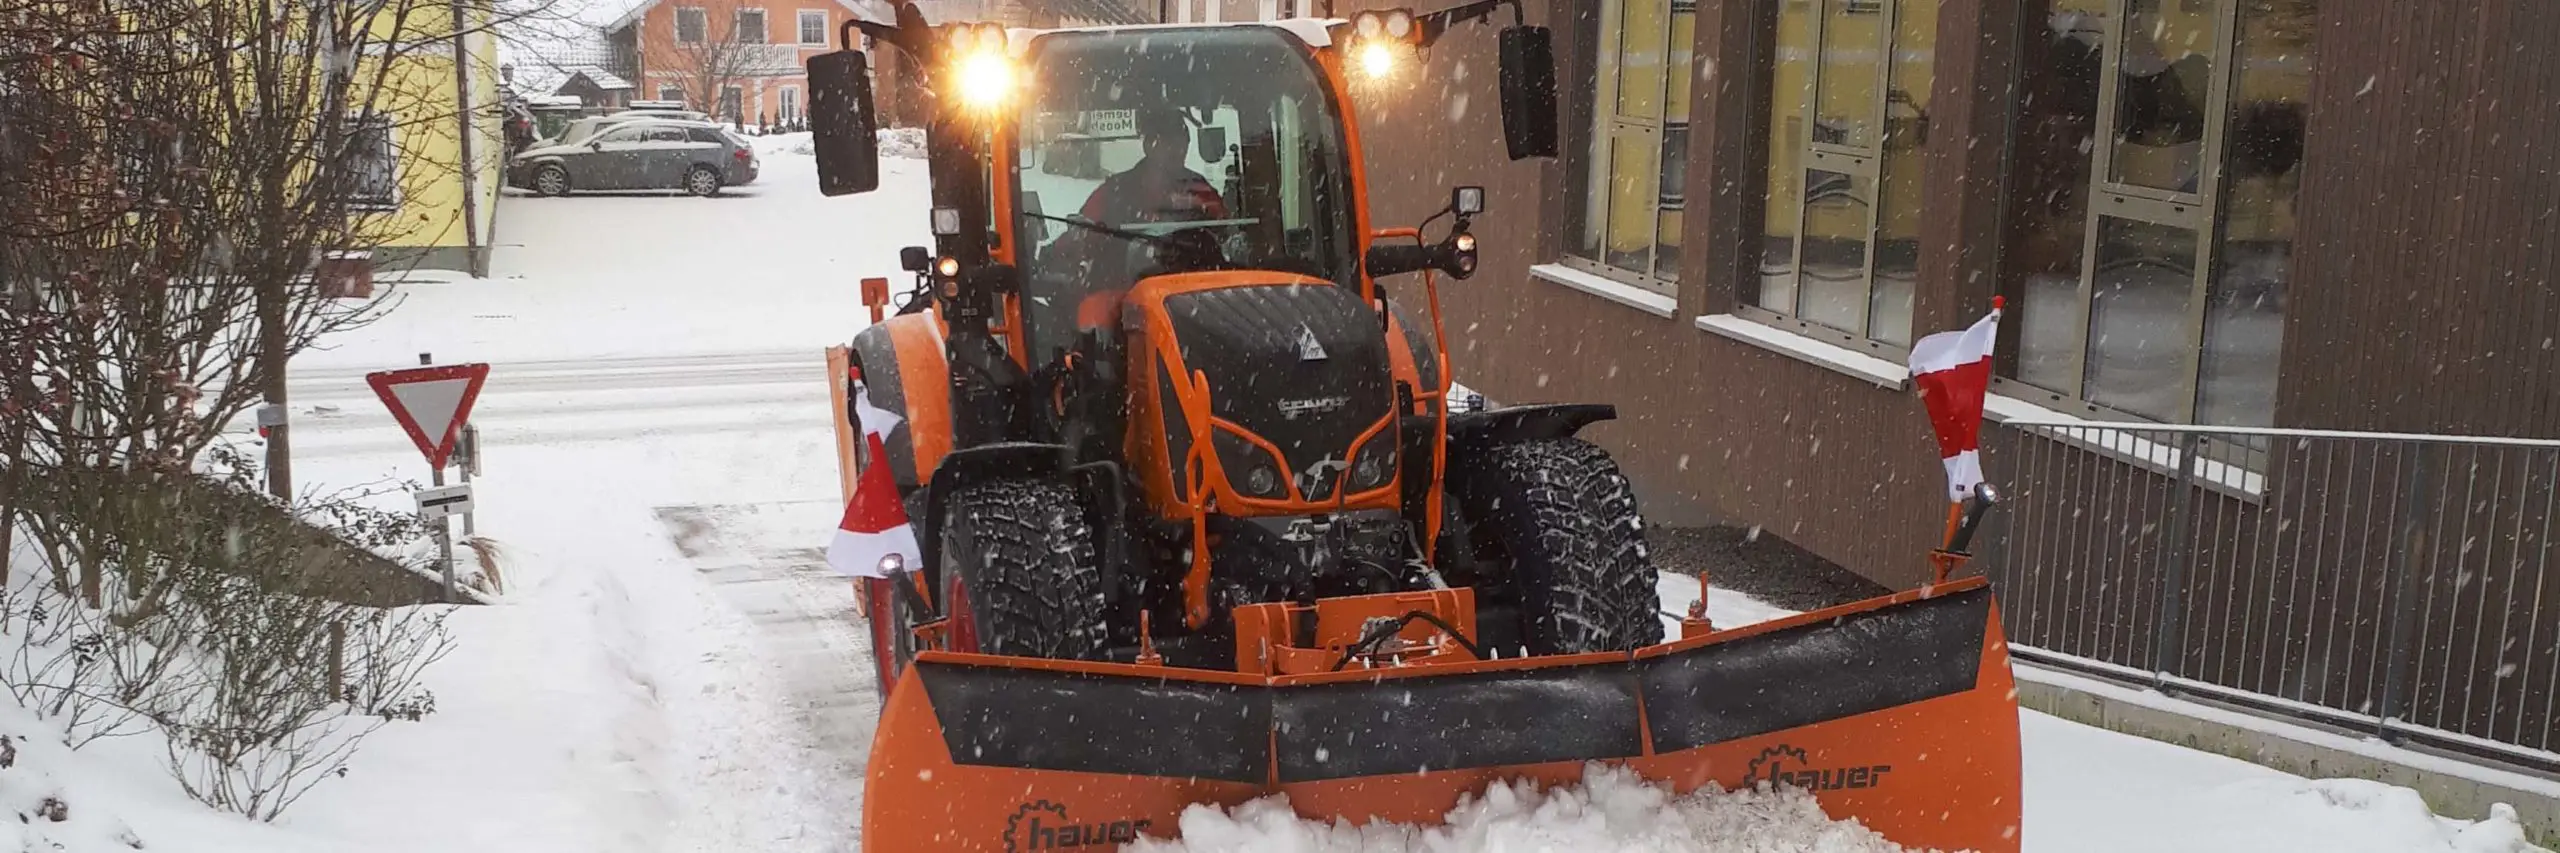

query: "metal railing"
xmin=1979 ymin=419 xmax=2560 ymax=772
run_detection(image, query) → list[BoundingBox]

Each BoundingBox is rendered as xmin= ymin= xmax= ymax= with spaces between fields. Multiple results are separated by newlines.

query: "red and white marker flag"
xmin=1907 ymin=298 xmax=2002 ymax=502
xmin=826 ymin=368 xmax=921 ymax=578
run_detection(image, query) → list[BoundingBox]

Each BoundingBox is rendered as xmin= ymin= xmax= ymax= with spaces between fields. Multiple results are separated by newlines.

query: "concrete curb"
xmin=2015 ymin=663 xmax=2560 ymax=846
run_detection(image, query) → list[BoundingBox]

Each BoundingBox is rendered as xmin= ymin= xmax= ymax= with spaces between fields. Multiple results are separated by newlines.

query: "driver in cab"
xmin=1080 ymin=107 xmax=1228 ymax=226
xmin=1061 ymin=107 xmax=1229 ymax=332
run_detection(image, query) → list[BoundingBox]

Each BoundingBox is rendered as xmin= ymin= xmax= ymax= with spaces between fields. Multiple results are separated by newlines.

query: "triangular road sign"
xmin=365 ymin=363 xmax=490 ymax=469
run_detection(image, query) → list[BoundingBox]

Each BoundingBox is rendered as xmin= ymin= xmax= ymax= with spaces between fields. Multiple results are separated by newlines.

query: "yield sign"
xmin=366 ymin=363 xmax=490 ymax=469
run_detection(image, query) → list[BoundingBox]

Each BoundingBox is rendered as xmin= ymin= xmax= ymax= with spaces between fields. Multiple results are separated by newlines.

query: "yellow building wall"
xmin=351 ymin=3 xmax=503 ymax=271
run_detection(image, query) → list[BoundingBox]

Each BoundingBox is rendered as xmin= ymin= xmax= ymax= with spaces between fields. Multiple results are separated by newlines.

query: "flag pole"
xmin=1930 ymin=501 xmax=1964 ymax=585
xmin=1939 ymin=500 xmax=1964 ymax=551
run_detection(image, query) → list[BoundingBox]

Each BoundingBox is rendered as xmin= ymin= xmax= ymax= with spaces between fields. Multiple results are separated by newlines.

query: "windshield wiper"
xmin=1025 ymin=212 xmax=1166 ymax=245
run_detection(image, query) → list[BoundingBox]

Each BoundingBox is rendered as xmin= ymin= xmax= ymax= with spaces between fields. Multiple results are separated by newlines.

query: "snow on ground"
xmin=1132 ymin=763 xmax=1912 ymax=853
xmin=751 ymin=129 xmax=926 ymax=160
xmin=2020 ymin=711 xmax=2543 ymax=853
xmin=5 ymin=129 xmax=2513 ymax=853
xmin=300 ymin=147 xmax=932 ymax=371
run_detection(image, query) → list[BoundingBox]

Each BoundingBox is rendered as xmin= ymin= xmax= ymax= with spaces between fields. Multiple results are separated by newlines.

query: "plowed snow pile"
xmin=1126 ymin=763 xmax=1931 ymax=853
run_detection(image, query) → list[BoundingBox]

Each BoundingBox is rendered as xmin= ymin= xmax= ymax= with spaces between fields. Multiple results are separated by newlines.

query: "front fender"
xmin=850 ymin=313 xmax=953 ymax=490
xmin=1442 ymin=403 xmax=1617 ymax=454
xmin=915 ymin=442 xmax=1076 ymax=601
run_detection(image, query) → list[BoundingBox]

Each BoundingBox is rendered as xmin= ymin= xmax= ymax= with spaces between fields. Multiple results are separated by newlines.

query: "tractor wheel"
xmin=939 ymin=479 xmax=1108 ymax=660
xmin=1452 ymin=437 xmax=1664 ymax=655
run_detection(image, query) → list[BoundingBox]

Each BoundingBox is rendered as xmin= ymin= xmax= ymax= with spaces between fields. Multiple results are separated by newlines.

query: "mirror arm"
xmin=1416 ymin=0 xmax=1523 ymax=48
xmin=838 ymin=5 xmax=946 ymax=69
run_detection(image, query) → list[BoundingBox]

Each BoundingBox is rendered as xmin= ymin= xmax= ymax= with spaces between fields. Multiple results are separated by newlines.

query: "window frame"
xmin=339 ymin=112 xmax=399 ymax=211
xmin=734 ymin=8 xmax=768 ymax=43
xmin=718 ymin=85 xmax=745 ymax=120
xmin=799 ymin=9 xmax=829 ymax=45
xmin=2004 ymin=0 xmax=2250 ymax=428
xmin=1559 ymin=0 xmax=1695 ymax=300
xmin=1737 ymin=0 xmax=1931 ymax=359
xmin=658 ymin=84 xmax=686 ymax=104
xmin=779 ymin=85 xmax=800 ymax=122
xmin=675 ymin=7 xmax=707 ymax=43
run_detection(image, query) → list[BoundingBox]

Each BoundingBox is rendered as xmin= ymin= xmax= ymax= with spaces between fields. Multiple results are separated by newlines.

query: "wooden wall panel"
xmin=2280 ymin=0 xmax=2560 ymax=438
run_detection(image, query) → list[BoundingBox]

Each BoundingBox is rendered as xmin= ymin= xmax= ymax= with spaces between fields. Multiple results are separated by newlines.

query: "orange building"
xmin=605 ymin=0 xmax=876 ymax=128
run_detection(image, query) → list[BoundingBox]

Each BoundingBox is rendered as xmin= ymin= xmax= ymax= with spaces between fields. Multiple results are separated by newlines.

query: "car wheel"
xmin=532 ymin=164 xmax=570 ymax=197
xmin=684 ymin=165 xmax=722 ymax=197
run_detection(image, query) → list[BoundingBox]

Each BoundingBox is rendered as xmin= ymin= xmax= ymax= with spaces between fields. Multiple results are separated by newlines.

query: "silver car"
xmin=508 ymin=119 xmax=759 ymax=197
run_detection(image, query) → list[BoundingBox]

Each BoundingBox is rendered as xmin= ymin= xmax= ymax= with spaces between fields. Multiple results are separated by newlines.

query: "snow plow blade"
xmin=860 ymin=577 xmax=2021 ymax=852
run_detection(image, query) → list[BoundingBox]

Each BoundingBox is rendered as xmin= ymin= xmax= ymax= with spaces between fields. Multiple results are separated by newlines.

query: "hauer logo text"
xmin=1745 ymin=744 xmax=1892 ymax=792
xmin=1005 ymin=800 xmax=1151 ymax=850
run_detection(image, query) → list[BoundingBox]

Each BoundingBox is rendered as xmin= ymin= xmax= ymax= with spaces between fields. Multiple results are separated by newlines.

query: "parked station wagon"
xmin=507 ymin=119 xmax=758 ymax=197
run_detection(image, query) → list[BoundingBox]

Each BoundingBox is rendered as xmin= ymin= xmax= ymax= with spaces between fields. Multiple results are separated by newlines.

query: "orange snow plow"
xmin=862 ymin=573 xmax=2021 ymax=852
xmin=804 ymin=3 xmax=2021 ymax=848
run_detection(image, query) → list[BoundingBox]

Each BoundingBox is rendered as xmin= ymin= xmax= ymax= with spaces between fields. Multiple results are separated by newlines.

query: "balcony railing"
xmin=1979 ymin=419 xmax=2560 ymax=772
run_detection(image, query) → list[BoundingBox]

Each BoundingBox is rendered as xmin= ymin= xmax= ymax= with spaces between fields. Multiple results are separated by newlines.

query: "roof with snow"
xmin=562 ymin=66 xmax=635 ymax=91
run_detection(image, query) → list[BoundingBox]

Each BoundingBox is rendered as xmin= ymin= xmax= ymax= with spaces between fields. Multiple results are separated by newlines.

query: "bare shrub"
xmin=0 ymin=0 xmax=537 ymax=821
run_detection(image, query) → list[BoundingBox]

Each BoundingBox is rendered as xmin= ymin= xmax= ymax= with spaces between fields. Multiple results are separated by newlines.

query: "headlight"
xmin=1348 ymin=432 xmax=1397 ymax=492
xmin=1358 ymin=41 xmax=1397 ymax=79
xmin=955 ymin=50 xmax=1014 ymax=110
xmin=1215 ymin=430 xmax=1289 ymax=499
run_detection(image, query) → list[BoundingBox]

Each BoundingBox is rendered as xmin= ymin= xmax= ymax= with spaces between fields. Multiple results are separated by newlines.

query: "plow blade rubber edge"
xmin=861 ymin=578 xmax=2022 ymax=852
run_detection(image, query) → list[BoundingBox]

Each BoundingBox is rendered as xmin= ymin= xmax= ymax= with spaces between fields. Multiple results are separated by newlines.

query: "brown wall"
xmin=1341 ymin=0 xmax=2560 ymax=750
xmin=1357 ymin=0 xmax=2560 ymax=586
xmin=2278 ymin=0 xmax=2560 ymax=437
xmin=1349 ymin=0 xmax=1991 ymax=586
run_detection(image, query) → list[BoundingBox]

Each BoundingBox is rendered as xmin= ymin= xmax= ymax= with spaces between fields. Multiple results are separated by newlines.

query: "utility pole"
xmin=450 ymin=0 xmax=483 ymax=276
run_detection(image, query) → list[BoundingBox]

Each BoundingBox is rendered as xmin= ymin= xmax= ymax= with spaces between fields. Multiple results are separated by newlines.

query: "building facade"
xmin=610 ymin=0 xmax=881 ymax=127
xmin=1343 ymin=0 xmax=2559 ymax=762
xmin=357 ymin=2 xmax=506 ymax=276
xmin=1350 ymin=0 xmax=2554 ymax=581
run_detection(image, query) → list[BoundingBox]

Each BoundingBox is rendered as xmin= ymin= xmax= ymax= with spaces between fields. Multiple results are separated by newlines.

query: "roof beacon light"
xmin=1384 ymin=9 xmax=1414 ymax=39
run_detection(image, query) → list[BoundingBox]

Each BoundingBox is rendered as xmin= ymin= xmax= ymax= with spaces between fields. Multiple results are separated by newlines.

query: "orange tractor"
xmin=808 ymin=5 xmax=2022 ymax=850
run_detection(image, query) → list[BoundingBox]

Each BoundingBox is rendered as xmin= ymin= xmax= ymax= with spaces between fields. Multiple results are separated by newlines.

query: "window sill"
xmin=1684 ymin=313 xmax=2268 ymax=498
xmin=1530 ymin=263 xmax=1677 ymax=319
xmin=1692 ymin=314 xmax=1910 ymax=390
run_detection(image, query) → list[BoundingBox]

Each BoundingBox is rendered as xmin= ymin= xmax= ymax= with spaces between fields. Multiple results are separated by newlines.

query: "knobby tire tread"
xmin=1463 ymin=437 xmax=1664 ymax=654
xmin=942 ymin=479 xmax=1107 ymax=660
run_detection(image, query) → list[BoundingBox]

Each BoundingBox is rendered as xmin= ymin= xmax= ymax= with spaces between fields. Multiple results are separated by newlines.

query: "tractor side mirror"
xmin=1496 ymin=26 xmax=1558 ymax=160
xmin=1196 ymin=126 xmax=1229 ymax=163
xmin=808 ymin=49 xmax=881 ymax=196
xmin=899 ymin=245 xmax=931 ymax=273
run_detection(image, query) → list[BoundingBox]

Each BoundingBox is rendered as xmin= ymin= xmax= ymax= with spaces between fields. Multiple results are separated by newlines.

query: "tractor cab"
xmin=1009 ymin=26 xmax=1363 ymax=365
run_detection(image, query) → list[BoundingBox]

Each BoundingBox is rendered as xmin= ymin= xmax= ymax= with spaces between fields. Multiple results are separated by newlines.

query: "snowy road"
xmin=244 ymin=138 xmax=2548 ymax=853
xmin=259 ymin=350 xmax=828 ymax=460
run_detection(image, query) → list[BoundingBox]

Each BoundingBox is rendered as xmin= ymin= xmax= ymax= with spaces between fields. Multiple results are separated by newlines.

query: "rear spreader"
xmin=801 ymin=2 xmax=2023 ymax=849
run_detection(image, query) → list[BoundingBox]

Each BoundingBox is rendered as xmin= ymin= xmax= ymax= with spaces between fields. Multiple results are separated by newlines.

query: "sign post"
xmin=368 ymin=358 xmax=490 ymax=603
xmin=455 ymin=423 xmax=480 ymax=536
